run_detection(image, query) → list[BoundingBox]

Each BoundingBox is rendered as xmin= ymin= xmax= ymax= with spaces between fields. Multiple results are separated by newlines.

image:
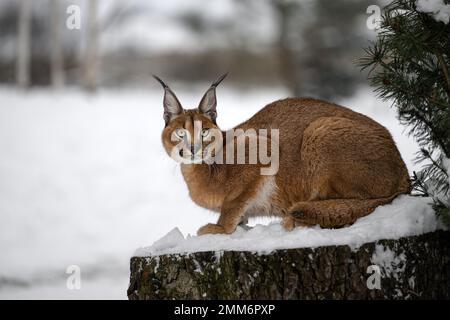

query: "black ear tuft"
xmin=153 ymin=75 xmax=169 ymax=89
xmin=211 ymin=73 xmax=228 ymax=88
xmin=153 ymin=75 xmax=183 ymax=125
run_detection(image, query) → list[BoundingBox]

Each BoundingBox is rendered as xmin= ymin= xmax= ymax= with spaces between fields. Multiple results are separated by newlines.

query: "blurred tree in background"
xmin=0 ymin=0 xmax=381 ymax=99
xmin=271 ymin=0 xmax=377 ymax=99
xmin=360 ymin=0 xmax=450 ymax=225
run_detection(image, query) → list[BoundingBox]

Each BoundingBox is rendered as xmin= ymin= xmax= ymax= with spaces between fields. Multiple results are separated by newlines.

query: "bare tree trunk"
xmin=50 ymin=0 xmax=65 ymax=89
xmin=83 ymin=0 xmax=99 ymax=92
xmin=16 ymin=0 xmax=32 ymax=89
xmin=273 ymin=0 xmax=301 ymax=96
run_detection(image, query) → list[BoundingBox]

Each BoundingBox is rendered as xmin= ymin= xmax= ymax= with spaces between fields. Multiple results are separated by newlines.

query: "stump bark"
xmin=128 ymin=230 xmax=450 ymax=300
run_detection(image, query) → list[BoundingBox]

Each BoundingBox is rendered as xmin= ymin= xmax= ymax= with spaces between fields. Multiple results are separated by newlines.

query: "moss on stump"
xmin=128 ymin=230 xmax=450 ymax=299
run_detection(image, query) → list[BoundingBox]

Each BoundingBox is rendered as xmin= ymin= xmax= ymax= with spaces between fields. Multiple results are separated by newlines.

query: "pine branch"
xmin=360 ymin=0 xmax=450 ymax=226
xmin=435 ymin=50 xmax=450 ymax=96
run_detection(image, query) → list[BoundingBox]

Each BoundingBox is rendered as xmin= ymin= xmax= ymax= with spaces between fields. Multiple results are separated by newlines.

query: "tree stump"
xmin=128 ymin=230 xmax=450 ymax=299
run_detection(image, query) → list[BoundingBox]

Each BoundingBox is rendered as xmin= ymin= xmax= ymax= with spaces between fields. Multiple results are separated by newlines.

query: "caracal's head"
xmin=155 ymin=74 xmax=227 ymax=164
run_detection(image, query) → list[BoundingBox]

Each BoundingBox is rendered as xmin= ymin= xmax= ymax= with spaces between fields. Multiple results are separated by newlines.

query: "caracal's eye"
xmin=201 ymin=128 xmax=210 ymax=139
xmin=175 ymin=128 xmax=186 ymax=139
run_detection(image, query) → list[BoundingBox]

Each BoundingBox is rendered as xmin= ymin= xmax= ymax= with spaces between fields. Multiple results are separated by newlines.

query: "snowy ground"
xmin=0 ymin=85 xmax=425 ymax=299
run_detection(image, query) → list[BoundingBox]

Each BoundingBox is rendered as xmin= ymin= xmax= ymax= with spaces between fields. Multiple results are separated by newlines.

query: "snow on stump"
xmin=128 ymin=196 xmax=450 ymax=299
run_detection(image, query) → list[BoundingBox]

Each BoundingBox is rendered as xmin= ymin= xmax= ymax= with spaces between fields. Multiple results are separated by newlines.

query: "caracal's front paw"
xmin=197 ymin=223 xmax=227 ymax=236
xmin=282 ymin=216 xmax=296 ymax=231
xmin=282 ymin=215 xmax=308 ymax=231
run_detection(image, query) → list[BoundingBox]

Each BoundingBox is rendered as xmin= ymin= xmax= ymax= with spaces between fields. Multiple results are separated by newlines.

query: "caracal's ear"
xmin=198 ymin=73 xmax=228 ymax=124
xmin=153 ymin=75 xmax=183 ymax=125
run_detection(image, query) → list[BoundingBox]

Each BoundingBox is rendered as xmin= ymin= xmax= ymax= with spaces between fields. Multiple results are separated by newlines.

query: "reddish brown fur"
xmin=160 ymin=95 xmax=411 ymax=235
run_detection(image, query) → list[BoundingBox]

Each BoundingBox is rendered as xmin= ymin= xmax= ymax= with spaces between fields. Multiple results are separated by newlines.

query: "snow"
xmin=136 ymin=195 xmax=444 ymax=257
xmin=371 ymin=244 xmax=406 ymax=279
xmin=416 ymin=0 xmax=450 ymax=24
xmin=439 ymin=157 xmax=450 ymax=206
xmin=444 ymin=157 xmax=450 ymax=186
xmin=151 ymin=228 xmax=185 ymax=252
xmin=0 ymin=85 xmax=428 ymax=298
